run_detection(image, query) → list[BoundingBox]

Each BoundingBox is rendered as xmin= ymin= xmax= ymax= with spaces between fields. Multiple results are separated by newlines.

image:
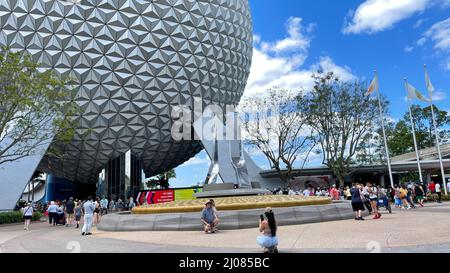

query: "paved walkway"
xmin=1 ymin=203 xmax=450 ymax=253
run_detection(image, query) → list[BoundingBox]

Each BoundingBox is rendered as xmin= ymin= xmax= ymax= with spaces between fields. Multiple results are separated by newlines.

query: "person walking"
xmin=414 ymin=184 xmax=425 ymax=207
xmin=350 ymin=183 xmax=365 ymax=221
xmin=21 ymin=202 xmax=34 ymax=230
xmin=109 ymin=198 xmax=115 ymax=213
xmin=100 ymin=196 xmax=108 ymax=216
xmin=344 ymin=186 xmax=352 ymax=201
xmin=367 ymin=183 xmax=381 ymax=219
xmin=436 ymin=182 xmax=442 ymax=203
xmin=47 ymin=201 xmax=59 ymax=226
xmin=128 ymin=196 xmax=135 ymax=210
xmin=330 ymin=185 xmax=340 ymax=201
xmin=56 ymin=202 xmax=65 ymax=226
xmin=82 ymin=196 xmax=95 ymax=236
xmin=93 ymin=197 xmax=101 ymax=226
xmin=65 ymin=197 xmax=75 ymax=227
xmin=399 ymin=185 xmax=410 ymax=209
xmin=74 ymin=202 xmax=82 ymax=229
xmin=257 ymin=207 xmax=279 ymax=253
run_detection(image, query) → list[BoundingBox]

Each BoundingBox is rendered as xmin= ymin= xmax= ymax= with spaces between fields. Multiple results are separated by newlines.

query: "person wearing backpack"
xmin=21 ymin=202 xmax=34 ymax=230
xmin=399 ymin=185 xmax=409 ymax=209
xmin=414 ymin=184 xmax=425 ymax=207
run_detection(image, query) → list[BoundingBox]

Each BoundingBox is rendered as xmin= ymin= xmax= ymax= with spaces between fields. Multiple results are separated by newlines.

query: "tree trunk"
xmin=337 ymin=175 xmax=345 ymax=188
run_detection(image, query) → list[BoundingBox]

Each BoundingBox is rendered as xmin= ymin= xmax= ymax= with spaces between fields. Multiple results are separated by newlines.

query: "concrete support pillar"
xmin=426 ymin=172 xmax=432 ymax=184
xmin=380 ymin=175 xmax=386 ymax=187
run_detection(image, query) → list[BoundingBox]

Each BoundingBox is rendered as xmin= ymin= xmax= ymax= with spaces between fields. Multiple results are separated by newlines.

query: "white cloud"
xmin=417 ymin=37 xmax=427 ymax=46
xmin=404 ymin=46 xmax=414 ymax=52
xmin=181 ymin=155 xmax=210 ymax=167
xmin=422 ymin=18 xmax=450 ymax=70
xmin=413 ymin=18 xmax=428 ymax=28
xmin=244 ymin=18 xmax=356 ymax=97
xmin=432 ymin=91 xmax=447 ymax=101
xmin=343 ymin=0 xmax=429 ymax=34
xmin=261 ymin=17 xmax=313 ymax=58
xmin=311 ymin=56 xmax=356 ymax=82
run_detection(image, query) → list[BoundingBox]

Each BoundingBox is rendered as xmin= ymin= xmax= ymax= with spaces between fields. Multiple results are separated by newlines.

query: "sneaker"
xmin=359 ymin=217 xmax=365 ymax=221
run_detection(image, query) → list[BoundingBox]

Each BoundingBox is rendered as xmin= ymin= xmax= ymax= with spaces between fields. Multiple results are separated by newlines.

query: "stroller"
xmin=377 ymin=192 xmax=392 ymax=214
xmin=56 ymin=210 xmax=66 ymax=226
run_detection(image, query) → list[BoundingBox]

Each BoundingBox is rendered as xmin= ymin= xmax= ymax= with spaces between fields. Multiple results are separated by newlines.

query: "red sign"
xmin=137 ymin=190 xmax=175 ymax=205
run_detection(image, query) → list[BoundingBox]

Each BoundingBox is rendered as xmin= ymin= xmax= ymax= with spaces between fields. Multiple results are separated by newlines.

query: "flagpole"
xmin=424 ymin=65 xmax=448 ymax=195
xmin=374 ymin=71 xmax=395 ymax=188
xmin=404 ymin=78 xmax=424 ymax=183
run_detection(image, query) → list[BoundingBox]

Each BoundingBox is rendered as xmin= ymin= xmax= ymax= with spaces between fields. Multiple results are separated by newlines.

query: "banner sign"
xmin=136 ymin=187 xmax=203 ymax=205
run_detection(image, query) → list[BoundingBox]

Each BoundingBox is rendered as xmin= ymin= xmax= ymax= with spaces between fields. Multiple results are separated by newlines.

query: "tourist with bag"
xmin=21 ymin=202 xmax=34 ymax=230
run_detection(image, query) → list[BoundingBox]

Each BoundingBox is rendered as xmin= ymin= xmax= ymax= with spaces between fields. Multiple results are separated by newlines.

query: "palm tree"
xmin=146 ymin=169 xmax=176 ymax=190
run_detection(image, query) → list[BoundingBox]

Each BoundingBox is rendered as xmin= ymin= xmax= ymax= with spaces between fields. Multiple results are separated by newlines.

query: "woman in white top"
xmin=368 ymin=183 xmax=381 ymax=219
xmin=21 ymin=203 xmax=34 ymax=230
xmin=257 ymin=208 xmax=279 ymax=253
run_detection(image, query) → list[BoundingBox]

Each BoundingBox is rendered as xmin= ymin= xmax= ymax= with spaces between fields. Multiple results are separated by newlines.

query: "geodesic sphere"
xmin=0 ymin=0 xmax=253 ymax=183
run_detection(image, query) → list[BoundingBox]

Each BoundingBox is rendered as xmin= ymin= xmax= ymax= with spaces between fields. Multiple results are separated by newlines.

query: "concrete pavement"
xmin=1 ymin=203 xmax=450 ymax=253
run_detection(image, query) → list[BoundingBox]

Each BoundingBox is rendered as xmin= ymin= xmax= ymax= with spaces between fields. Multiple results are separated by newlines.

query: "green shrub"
xmin=424 ymin=194 xmax=450 ymax=203
xmin=0 ymin=211 xmax=22 ymax=224
xmin=0 ymin=211 xmax=45 ymax=225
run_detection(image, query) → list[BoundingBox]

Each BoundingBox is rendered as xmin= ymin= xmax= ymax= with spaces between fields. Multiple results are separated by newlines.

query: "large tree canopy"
xmin=241 ymin=88 xmax=315 ymax=184
xmin=373 ymin=104 xmax=450 ymax=159
xmin=304 ymin=72 xmax=387 ymax=185
xmin=0 ymin=49 xmax=78 ymax=166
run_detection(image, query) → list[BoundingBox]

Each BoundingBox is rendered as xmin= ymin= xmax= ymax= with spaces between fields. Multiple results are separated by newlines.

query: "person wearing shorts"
xmin=22 ymin=203 xmax=34 ymax=230
xmin=65 ymin=197 xmax=75 ymax=227
xmin=350 ymin=183 xmax=365 ymax=221
xmin=74 ymin=202 xmax=82 ymax=229
xmin=368 ymin=183 xmax=381 ymax=219
xmin=414 ymin=184 xmax=425 ymax=207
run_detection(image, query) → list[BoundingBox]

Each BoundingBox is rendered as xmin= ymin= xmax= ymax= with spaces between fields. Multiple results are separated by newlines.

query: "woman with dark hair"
xmin=93 ymin=197 xmax=101 ymax=226
xmin=257 ymin=208 xmax=279 ymax=253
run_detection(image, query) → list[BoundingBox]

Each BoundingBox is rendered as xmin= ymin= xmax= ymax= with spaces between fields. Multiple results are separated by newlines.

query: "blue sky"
xmin=171 ymin=0 xmax=450 ymax=188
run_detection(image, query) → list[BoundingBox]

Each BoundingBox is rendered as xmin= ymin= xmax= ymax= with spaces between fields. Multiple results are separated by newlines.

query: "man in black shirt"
xmin=65 ymin=197 xmax=75 ymax=227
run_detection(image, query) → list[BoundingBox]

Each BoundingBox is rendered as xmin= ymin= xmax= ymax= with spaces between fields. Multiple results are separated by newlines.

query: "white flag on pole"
xmin=406 ymin=82 xmax=430 ymax=102
xmin=365 ymin=73 xmax=379 ymax=97
xmin=425 ymin=67 xmax=435 ymax=99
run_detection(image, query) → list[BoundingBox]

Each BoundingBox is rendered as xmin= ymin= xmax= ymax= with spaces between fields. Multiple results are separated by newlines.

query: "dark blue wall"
xmin=45 ymin=175 xmax=96 ymax=202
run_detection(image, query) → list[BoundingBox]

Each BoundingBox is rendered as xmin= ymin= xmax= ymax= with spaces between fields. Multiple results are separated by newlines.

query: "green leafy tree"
xmin=408 ymin=104 xmax=450 ymax=149
xmin=0 ymin=49 xmax=78 ymax=166
xmin=374 ymin=105 xmax=450 ymax=158
xmin=304 ymin=72 xmax=387 ymax=185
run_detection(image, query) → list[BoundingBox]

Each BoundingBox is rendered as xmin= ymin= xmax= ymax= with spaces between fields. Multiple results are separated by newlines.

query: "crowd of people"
xmin=19 ymin=195 xmax=138 ymax=234
xmin=17 ymin=180 xmax=448 ymax=253
xmin=273 ymin=184 xmax=346 ymax=201
xmin=349 ymin=181 xmax=447 ymax=221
